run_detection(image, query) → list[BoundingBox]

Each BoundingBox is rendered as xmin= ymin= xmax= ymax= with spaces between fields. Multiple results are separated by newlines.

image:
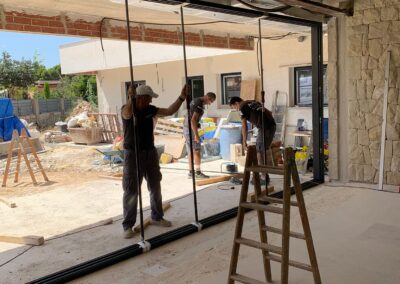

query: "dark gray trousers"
xmin=122 ymin=147 xmax=163 ymax=230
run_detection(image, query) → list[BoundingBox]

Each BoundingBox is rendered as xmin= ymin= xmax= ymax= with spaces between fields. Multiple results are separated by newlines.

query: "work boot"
xmin=195 ymin=171 xmax=210 ymax=179
xmin=151 ymin=218 xmax=172 ymax=227
xmin=123 ymin=228 xmax=135 ymax=239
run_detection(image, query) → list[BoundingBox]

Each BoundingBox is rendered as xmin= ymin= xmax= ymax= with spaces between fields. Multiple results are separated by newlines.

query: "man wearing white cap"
xmin=121 ymin=84 xmax=189 ymax=239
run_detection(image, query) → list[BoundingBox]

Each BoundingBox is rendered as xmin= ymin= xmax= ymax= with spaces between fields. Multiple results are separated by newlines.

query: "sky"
xmin=0 ymin=31 xmax=83 ymax=68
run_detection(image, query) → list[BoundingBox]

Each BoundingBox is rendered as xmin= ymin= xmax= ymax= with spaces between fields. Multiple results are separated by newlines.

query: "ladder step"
xmin=265 ymin=254 xmax=312 ymax=272
xmin=261 ymin=225 xmax=305 ymax=240
xmin=258 ymin=195 xmax=298 ymax=206
xmin=230 ymin=273 xmax=266 ymax=284
xmin=236 ymin=237 xmax=282 ymax=254
xmin=246 ymin=166 xmax=284 ymax=175
xmin=240 ymin=202 xmax=283 ymax=214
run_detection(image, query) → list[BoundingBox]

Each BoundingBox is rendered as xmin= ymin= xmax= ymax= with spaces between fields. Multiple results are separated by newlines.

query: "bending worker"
xmin=121 ymin=84 xmax=189 ymax=239
xmin=184 ymin=91 xmax=216 ymax=179
xmin=229 ymin=96 xmax=276 ymax=185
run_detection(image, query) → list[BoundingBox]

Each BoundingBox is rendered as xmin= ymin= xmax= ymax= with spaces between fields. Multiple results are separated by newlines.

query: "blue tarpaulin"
xmin=0 ymin=98 xmax=30 ymax=142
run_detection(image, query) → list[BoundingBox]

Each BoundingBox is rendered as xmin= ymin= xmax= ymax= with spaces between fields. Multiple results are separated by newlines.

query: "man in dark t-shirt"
xmin=121 ymin=84 xmax=189 ymax=239
xmin=183 ymin=92 xmax=216 ymax=179
xmin=229 ymin=97 xmax=276 ymax=184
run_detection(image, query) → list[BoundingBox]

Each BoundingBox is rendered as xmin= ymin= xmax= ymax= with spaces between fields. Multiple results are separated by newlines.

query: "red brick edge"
xmin=1 ymin=11 xmax=253 ymax=50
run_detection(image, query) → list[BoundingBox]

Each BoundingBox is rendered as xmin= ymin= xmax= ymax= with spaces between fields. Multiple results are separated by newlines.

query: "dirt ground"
xmin=0 ymin=142 xmax=120 ymax=198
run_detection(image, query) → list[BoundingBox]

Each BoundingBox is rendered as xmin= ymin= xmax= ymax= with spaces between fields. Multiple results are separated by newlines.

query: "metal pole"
xmin=180 ymin=5 xmax=199 ymax=224
xmin=311 ymin=23 xmax=324 ymax=182
xmin=124 ymin=0 xmax=145 ymax=241
xmin=258 ymin=19 xmax=268 ymax=189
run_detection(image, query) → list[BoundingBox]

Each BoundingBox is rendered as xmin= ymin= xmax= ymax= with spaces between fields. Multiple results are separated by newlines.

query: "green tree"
xmin=43 ymin=82 xmax=51 ymax=99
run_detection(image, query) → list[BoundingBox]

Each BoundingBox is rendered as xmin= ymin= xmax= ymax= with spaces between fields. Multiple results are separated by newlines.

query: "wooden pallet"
xmin=154 ymin=118 xmax=183 ymax=136
xmin=89 ymin=113 xmax=122 ymax=143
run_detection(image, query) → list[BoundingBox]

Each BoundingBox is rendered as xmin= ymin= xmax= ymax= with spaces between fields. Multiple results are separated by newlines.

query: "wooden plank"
xmin=2 ymin=135 xmax=15 ymax=187
xmin=240 ymin=202 xmax=283 ymax=214
xmin=154 ymin=135 xmax=185 ymax=159
xmin=0 ymin=198 xmax=16 ymax=208
xmin=247 ymin=187 xmax=275 ymax=202
xmin=265 ymin=253 xmax=313 ymax=272
xmin=134 ymin=202 xmax=171 ymax=233
xmin=230 ymin=273 xmax=265 ymax=284
xmin=236 ymin=237 xmax=282 ymax=254
xmin=246 ymin=166 xmax=285 ymax=175
xmin=0 ymin=235 xmax=44 ymax=246
xmin=261 ymin=225 xmax=305 ymax=240
xmin=195 ymin=174 xmax=243 ymax=186
xmin=240 ymin=79 xmax=257 ymax=101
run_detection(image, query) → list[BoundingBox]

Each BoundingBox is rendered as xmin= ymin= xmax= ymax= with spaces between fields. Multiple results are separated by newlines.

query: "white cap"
xmin=136 ymin=85 xmax=159 ymax=98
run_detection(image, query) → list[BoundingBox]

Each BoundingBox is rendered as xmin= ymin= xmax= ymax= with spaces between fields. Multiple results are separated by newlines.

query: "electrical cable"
xmin=124 ymin=0 xmax=145 ymax=242
xmin=180 ymin=6 xmax=199 ymax=224
xmin=257 ymin=18 xmax=269 ymax=194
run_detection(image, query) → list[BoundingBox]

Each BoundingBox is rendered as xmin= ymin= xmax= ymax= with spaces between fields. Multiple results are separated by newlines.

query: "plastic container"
xmin=219 ymin=125 xmax=242 ymax=160
xmin=68 ymin=127 xmax=103 ymax=145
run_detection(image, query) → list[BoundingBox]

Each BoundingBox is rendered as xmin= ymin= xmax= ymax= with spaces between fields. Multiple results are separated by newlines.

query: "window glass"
xmin=221 ymin=73 xmax=241 ymax=105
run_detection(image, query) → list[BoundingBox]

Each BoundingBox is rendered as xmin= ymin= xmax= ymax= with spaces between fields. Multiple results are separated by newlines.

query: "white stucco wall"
xmin=94 ymin=35 xmax=328 ymax=146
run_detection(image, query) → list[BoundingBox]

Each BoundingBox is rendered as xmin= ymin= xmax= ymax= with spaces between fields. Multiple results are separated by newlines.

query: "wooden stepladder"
xmin=228 ymin=145 xmax=321 ymax=284
xmin=2 ymin=129 xmax=48 ymax=187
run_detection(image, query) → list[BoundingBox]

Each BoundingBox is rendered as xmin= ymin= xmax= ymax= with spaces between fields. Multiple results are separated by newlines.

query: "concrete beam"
xmin=275 ymin=0 xmax=353 ymax=17
xmin=0 ymin=8 xmax=253 ymax=50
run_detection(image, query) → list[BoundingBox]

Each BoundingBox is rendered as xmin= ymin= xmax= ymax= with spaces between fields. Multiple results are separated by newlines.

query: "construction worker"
xmin=229 ymin=96 xmax=276 ymax=185
xmin=121 ymin=84 xmax=189 ymax=239
xmin=184 ymin=92 xmax=216 ymax=179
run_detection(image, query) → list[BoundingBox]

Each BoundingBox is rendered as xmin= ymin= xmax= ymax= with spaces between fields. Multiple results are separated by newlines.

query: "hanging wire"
xmin=124 ymin=0 xmax=145 ymax=242
xmin=180 ymin=5 xmax=199 ymax=224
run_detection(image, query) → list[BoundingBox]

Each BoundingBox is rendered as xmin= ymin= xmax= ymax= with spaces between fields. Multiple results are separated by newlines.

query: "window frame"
xmin=221 ymin=72 xmax=242 ymax=105
xmin=188 ymin=75 xmax=204 ymax=100
xmin=294 ymin=65 xmax=327 ymax=107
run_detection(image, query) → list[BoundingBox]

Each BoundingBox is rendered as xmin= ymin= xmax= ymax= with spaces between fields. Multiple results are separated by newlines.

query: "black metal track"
xmin=27 ymin=179 xmax=323 ymax=284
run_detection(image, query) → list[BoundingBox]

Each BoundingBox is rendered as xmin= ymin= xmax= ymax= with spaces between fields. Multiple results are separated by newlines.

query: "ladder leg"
xmin=227 ymin=147 xmax=255 ymax=284
xmin=289 ymin=148 xmax=321 ymax=284
xmin=18 ymin=139 xmax=37 ymax=185
xmin=227 ymin=171 xmax=251 ymax=284
xmin=22 ymin=130 xmax=49 ymax=181
xmin=281 ymin=149 xmax=291 ymax=284
xmin=2 ymin=139 xmax=15 ymax=187
xmin=253 ymin=170 xmax=272 ymax=283
xmin=14 ymin=149 xmax=21 ymax=183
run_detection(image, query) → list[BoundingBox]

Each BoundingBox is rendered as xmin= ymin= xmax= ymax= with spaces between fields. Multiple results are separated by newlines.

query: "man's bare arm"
xmin=157 ymin=85 xmax=189 ymax=117
xmin=191 ymin=112 xmax=200 ymax=141
xmin=122 ymin=86 xmax=135 ymax=120
xmin=241 ymin=118 xmax=248 ymax=149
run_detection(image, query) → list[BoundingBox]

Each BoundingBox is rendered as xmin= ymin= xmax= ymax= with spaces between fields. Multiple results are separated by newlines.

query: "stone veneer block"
xmin=393 ymin=140 xmax=400 ymax=156
xmin=368 ymin=39 xmax=383 ymax=59
xmin=381 ymin=7 xmax=399 ymax=21
xmin=364 ymin=8 xmax=381 ymax=24
xmin=369 ymin=22 xmax=390 ymax=39
xmin=355 ymin=0 xmax=374 ymax=11
xmin=391 ymin=156 xmax=400 ymax=172
xmin=363 ymin=146 xmax=372 ymax=164
xmin=387 ymin=172 xmax=400 ymax=184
